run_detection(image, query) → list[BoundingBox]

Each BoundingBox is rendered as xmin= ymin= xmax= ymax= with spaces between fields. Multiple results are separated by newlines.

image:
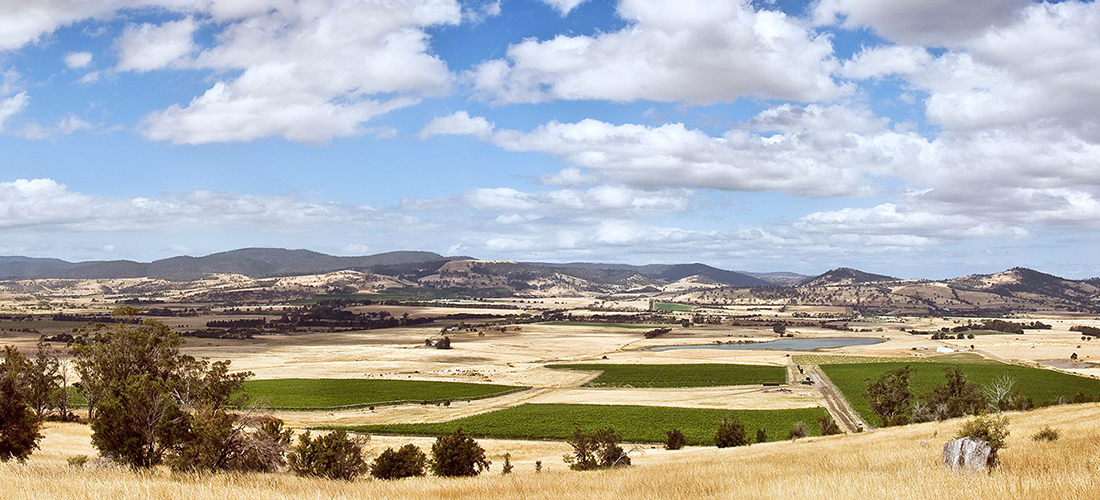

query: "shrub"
xmin=430 ymin=428 xmax=490 ymax=476
xmin=817 ymin=415 xmax=842 ymax=436
xmin=665 ymin=429 xmax=686 ymax=450
xmin=565 ymin=427 xmax=630 ymax=470
xmin=714 ymin=416 xmax=748 ymax=448
xmin=67 ymin=455 xmax=88 ymax=468
xmin=371 ymin=443 xmax=427 ymax=480
xmin=288 ymin=430 xmax=369 ymax=480
xmin=787 ymin=421 xmax=806 ymax=440
xmin=1031 ymin=426 xmax=1059 ymax=442
xmin=501 ymin=453 xmax=513 ymax=475
xmin=956 ymin=414 xmax=1009 ymax=452
xmin=756 ymin=428 xmax=767 ymax=443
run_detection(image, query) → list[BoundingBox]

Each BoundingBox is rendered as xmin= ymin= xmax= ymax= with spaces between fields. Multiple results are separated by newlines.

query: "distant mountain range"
xmin=2 ymin=248 xmax=1098 ymax=313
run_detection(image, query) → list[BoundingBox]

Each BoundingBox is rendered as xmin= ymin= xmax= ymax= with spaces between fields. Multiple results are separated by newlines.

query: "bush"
xmin=565 ymin=427 xmax=630 ymax=470
xmin=288 ymin=430 xmax=369 ymax=480
xmin=430 ymin=428 xmax=490 ymax=476
xmin=787 ymin=421 xmax=806 ymax=440
xmin=501 ymin=453 xmax=513 ymax=475
xmin=67 ymin=455 xmax=88 ymax=468
xmin=956 ymin=414 xmax=1009 ymax=452
xmin=371 ymin=443 xmax=427 ymax=480
xmin=714 ymin=416 xmax=748 ymax=448
xmin=665 ymin=429 xmax=686 ymax=450
xmin=1031 ymin=426 xmax=1059 ymax=442
xmin=817 ymin=415 xmax=842 ymax=436
xmin=756 ymin=428 xmax=767 ymax=443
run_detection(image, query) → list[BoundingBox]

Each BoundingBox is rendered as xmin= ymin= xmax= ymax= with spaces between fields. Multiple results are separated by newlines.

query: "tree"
xmin=289 ymin=430 xmax=369 ymax=480
xmin=0 ymin=346 xmax=42 ymax=462
xmin=564 ymin=428 xmax=629 ymax=471
xmin=71 ymin=319 xmax=255 ymax=470
xmin=25 ymin=341 xmax=62 ymax=420
xmin=430 ymin=428 xmax=490 ymax=476
xmin=371 ymin=443 xmax=427 ymax=480
xmin=866 ymin=365 xmax=913 ymax=427
xmin=714 ymin=416 xmax=748 ymax=448
xmin=665 ymin=429 xmax=686 ymax=450
xmin=920 ymin=368 xmax=986 ymax=420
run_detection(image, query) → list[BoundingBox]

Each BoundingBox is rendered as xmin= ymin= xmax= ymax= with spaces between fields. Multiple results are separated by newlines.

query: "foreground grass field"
xmin=241 ymin=379 xmax=522 ymax=409
xmin=7 ymin=404 xmax=1100 ymax=499
xmin=822 ymin=361 xmax=1100 ymax=426
xmin=338 ymin=403 xmax=828 ymax=446
xmin=547 ymin=363 xmax=785 ymax=388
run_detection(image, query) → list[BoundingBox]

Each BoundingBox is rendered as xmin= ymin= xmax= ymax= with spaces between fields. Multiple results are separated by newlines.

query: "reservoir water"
xmin=647 ymin=337 xmax=884 ymax=352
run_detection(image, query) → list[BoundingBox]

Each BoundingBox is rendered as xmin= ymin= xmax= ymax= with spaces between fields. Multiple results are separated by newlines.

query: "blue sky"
xmin=1 ymin=0 xmax=1099 ymax=279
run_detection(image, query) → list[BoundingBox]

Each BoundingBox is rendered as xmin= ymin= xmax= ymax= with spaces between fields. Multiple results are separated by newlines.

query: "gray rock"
xmin=942 ymin=437 xmax=995 ymax=471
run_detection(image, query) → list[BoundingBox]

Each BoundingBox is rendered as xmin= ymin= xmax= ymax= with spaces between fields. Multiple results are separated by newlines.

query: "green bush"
xmin=370 ymin=443 xmax=426 ymax=480
xmin=714 ymin=416 xmax=748 ymax=448
xmin=288 ymin=430 xmax=369 ymax=480
xmin=817 ymin=415 xmax=842 ymax=436
xmin=665 ymin=429 xmax=686 ymax=450
xmin=430 ymin=428 xmax=490 ymax=477
xmin=1031 ymin=426 xmax=1059 ymax=442
xmin=956 ymin=414 xmax=1009 ymax=452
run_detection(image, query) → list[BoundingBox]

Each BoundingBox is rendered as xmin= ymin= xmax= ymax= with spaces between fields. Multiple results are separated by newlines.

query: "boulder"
xmin=942 ymin=437 xmax=995 ymax=471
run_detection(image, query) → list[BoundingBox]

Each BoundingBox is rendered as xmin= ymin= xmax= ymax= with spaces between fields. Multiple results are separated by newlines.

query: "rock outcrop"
xmin=942 ymin=437 xmax=995 ymax=471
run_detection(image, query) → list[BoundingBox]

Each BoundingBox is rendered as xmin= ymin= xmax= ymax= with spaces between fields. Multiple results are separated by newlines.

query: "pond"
xmin=646 ymin=337 xmax=885 ymax=352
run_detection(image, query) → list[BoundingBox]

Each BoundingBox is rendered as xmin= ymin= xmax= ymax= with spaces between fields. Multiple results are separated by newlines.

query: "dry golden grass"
xmin=5 ymin=403 xmax=1100 ymax=499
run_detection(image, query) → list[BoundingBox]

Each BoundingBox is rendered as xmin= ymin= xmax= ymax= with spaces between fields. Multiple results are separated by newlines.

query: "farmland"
xmin=822 ymin=361 xmax=1100 ymax=426
xmin=547 ymin=363 xmax=786 ymax=388
xmin=339 ymin=403 xmax=830 ymax=446
xmin=240 ymin=379 xmax=523 ymax=409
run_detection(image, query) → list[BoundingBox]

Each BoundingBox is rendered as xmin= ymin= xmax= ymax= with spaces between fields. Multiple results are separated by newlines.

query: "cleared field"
xmin=547 ymin=363 xmax=785 ymax=388
xmin=241 ymin=379 xmax=523 ymax=409
xmin=542 ymin=322 xmax=656 ymax=329
xmin=822 ymin=361 xmax=1100 ymax=426
xmin=339 ymin=403 xmax=829 ymax=446
xmin=792 ymin=353 xmax=994 ymax=365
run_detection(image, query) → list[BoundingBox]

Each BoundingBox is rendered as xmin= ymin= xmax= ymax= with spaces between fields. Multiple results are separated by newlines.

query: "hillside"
xmin=802 ymin=267 xmax=899 ymax=287
xmin=7 ymin=404 xmax=1099 ymax=499
xmin=0 ymin=249 xmax=449 ymax=281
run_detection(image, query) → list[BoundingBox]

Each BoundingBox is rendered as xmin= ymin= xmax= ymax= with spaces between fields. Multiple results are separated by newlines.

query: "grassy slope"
xmin=822 ymin=361 xmax=1100 ymax=426
xmin=338 ymin=403 xmax=828 ymax=446
xmin=241 ymin=379 xmax=521 ymax=409
xmin=9 ymin=404 xmax=1100 ymax=499
xmin=547 ymin=363 xmax=786 ymax=388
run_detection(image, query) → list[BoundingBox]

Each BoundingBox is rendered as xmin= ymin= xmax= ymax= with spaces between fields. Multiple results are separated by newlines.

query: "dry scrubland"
xmin=5 ymin=404 xmax=1100 ymax=499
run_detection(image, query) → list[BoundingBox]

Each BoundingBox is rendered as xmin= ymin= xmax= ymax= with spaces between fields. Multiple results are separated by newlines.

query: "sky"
xmin=1 ymin=0 xmax=1099 ymax=279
